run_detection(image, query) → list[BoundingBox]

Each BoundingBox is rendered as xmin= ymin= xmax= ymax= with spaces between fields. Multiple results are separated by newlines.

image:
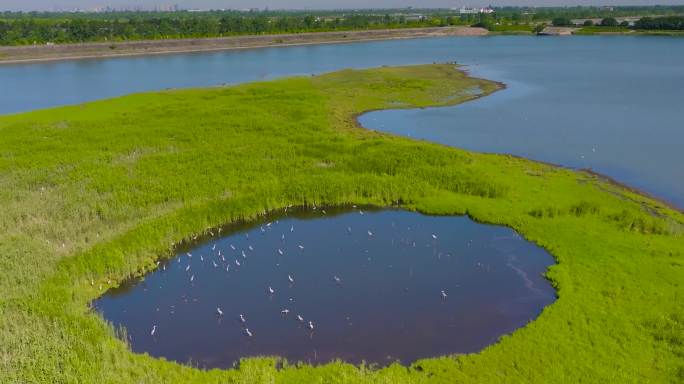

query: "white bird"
xmin=239 ymin=314 xmax=246 ymax=323
xmin=281 ymin=309 xmax=290 ymax=315
xmin=307 ymin=321 xmax=314 ymax=330
xmin=226 ymin=265 xmax=230 ymax=272
xmin=185 ymin=265 xmax=191 ymax=271
xmin=150 ymin=325 xmax=157 ymax=336
xmin=333 ymin=276 xmax=342 ymax=284
xmin=248 ymin=245 xmax=254 ymax=251
xmin=359 ymin=210 xmax=364 ymax=215
xmin=441 ymin=290 xmax=448 ymax=299
xmin=190 ymin=275 xmax=195 ymax=283
xmin=235 ymin=259 xmax=241 ymax=267
xmin=186 ymin=252 xmax=192 ymax=258
xmin=245 ymin=328 xmax=253 ymax=337
xmin=200 ymin=255 xmax=204 ymax=261
xmin=230 ymin=244 xmax=236 ymax=250
xmin=267 ymin=286 xmax=275 ymax=295
xmin=216 ymin=307 xmax=224 ymax=316
xmin=322 ymin=209 xmax=327 ymax=215
xmin=212 ymin=261 xmax=218 ymax=268
xmin=347 ymin=226 xmax=352 ymax=234
xmin=288 ymin=274 xmax=295 ymax=284
xmin=432 ymin=234 xmax=438 ymax=240
xmin=367 ymin=230 xmax=373 ymax=237
xmin=281 ymin=234 xmax=285 ymax=240
xmin=212 ymin=244 xmax=216 ymax=251
xmin=266 ymin=222 xmax=272 ymax=227
xmin=296 ymin=315 xmax=304 ymax=322
xmin=290 ymin=225 xmax=294 ymax=232
xmin=277 ymin=249 xmax=284 ymax=255
xmin=241 ymin=250 xmax=247 ymax=258
xmin=298 ymin=244 xmax=304 ymax=250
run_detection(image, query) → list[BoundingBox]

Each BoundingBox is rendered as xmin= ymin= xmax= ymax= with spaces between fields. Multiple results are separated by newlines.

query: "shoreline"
xmin=0 ymin=26 xmax=488 ymax=65
xmin=355 ymin=68 xmax=684 ymax=215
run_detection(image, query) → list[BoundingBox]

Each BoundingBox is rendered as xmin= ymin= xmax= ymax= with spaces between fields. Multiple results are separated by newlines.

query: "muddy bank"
xmin=0 ymin=27 xmax=488 ymax=65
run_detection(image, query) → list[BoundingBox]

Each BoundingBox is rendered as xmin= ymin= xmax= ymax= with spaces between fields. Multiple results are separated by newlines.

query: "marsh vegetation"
xmin=0 ymin=64 xmax=682 ymax=382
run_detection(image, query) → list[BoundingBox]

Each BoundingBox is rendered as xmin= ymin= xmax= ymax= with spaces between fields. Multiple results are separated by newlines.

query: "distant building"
xmin=404 ymin=14 xmax=426 ymax=21
xmin=457 ymin=7 xmax=495 ymax=15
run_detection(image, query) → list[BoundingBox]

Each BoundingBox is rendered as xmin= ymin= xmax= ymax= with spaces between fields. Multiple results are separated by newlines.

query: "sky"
xmin=2 ymin=0 xmax=683 ymax=12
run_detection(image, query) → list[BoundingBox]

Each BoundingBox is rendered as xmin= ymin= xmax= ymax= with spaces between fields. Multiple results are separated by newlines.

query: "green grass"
xmin=0 ymin=64 xmax=682 ymax=383
xmin=575 ymin=26 xmax=633 ymax=34
xmin=488 ymin=24 xmax=534 ymax=34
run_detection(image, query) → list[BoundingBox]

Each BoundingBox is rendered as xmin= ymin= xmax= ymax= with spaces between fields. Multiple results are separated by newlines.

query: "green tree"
xmin=601 ymin=17 xmax=618 ymax=27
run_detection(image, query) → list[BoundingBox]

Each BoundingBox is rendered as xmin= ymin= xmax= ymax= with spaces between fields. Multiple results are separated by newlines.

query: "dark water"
xmin=2 ymin=36 xmax=682 ymax=208
xmin=94 ymin=208 xmax=555 ymax=368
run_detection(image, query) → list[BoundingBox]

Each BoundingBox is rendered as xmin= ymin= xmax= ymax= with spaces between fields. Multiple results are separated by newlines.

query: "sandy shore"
xmin=0 ymin=27 xmax=488 ymax=65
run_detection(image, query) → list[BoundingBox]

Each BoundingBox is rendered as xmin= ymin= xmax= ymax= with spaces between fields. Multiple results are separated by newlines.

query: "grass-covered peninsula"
xmin=0 ymin=64 xmax=682 ymax=383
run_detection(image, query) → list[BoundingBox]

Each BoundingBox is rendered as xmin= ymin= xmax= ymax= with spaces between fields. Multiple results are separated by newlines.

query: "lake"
xmin=93 ymin=207 xmax=556 ymax=368
xmin=1 ymin=36 xmax=682 ymax=208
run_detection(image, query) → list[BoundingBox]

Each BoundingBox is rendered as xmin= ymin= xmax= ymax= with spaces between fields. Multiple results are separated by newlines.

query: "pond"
xmin=93 ymin=207 xmax=556 ymax=369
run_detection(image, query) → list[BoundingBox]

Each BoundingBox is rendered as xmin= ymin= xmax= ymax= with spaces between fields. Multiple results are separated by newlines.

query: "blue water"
xmin=2 ymin=36 xmax=682 ymax=207
xmin=94 ymin=207 xmax=555 ymax=368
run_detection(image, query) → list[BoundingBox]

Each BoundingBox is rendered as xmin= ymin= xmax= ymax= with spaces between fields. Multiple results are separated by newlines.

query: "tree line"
xmin=1 ymin=6 xmax=683 ymax=46
xmin=634 ymin=16 xmax=684 ymax=30
xmin=0 ymin=14 xmax=469 ymax=45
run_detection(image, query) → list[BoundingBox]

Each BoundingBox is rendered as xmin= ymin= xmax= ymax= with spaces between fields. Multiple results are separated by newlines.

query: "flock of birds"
xmin=146 ymin=208 xmax=450 ymax=341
